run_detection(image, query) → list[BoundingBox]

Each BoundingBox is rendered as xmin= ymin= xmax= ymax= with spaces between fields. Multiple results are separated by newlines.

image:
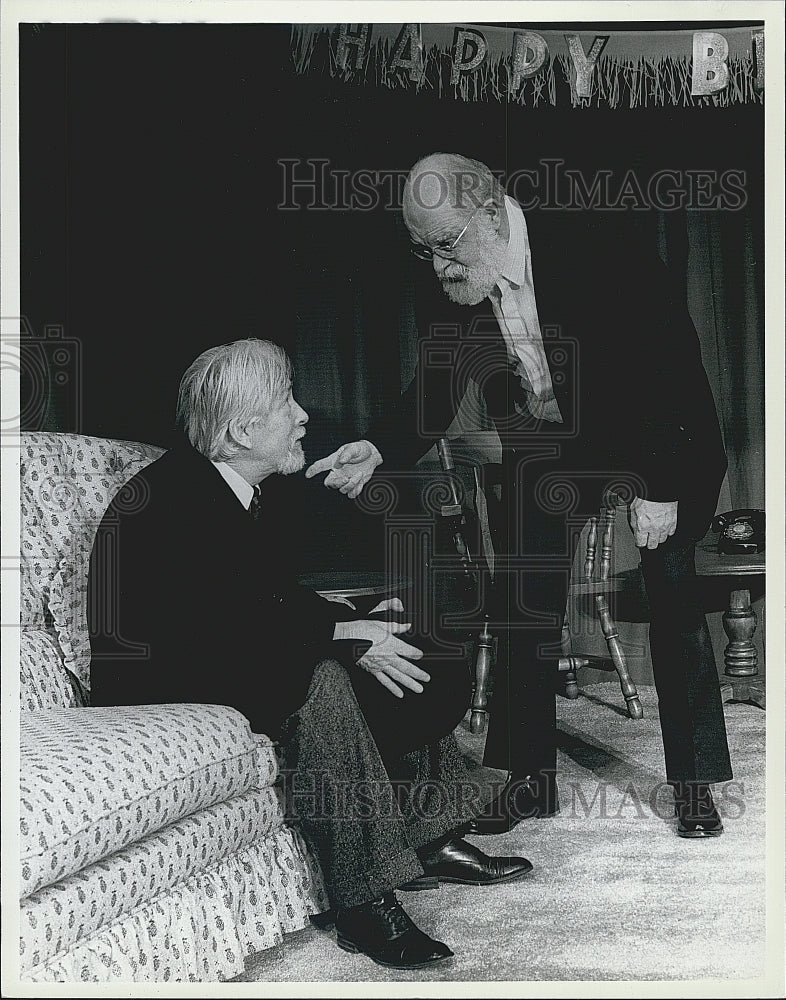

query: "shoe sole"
xmin=468 ymin=814 xmax=558 ymax=835
xmin=336 ymin=936 xmax=454 ymax=969
xmin=397 ymin=875 xmax=441 ymax=892
xmin=675 ymin=812 xmax=724 ymax=838
xmin=677 ymin=828 xmax=724 ymax=838
xmin=466 ymin=823 xmax=518 ymax=836
xmin=399 ymin=864 xmax=534 ymax=891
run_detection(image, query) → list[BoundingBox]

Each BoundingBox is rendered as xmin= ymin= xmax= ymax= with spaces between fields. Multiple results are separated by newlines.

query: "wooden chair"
xmin=433 ymin=443 xmax=644 ymax=730
xmin=558 ymin=505 xmax=644 ymax=720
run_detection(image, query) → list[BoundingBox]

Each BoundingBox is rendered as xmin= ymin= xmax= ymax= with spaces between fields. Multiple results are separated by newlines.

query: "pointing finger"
xmin=305 ymin=454 xmax=336 ymax=478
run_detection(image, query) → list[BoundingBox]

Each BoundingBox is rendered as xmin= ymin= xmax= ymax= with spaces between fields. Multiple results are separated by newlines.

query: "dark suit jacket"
xmin=369 ymin=208 xmax=727 ymax=539
xmin=88 ymin=445 xmax=359 ymax=733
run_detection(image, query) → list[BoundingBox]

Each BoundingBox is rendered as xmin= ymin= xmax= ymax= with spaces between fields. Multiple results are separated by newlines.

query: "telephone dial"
xmin=711 ymin=508 xmax=765 ymax=555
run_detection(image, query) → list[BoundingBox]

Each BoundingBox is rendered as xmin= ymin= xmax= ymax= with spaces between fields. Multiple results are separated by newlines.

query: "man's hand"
xmin=320 ymin=595 xmax=404 ymax=614
xmin=320 ymin=593 xmax=357 ymax=610
xmin=333 ymin=618 xmax=429 ymax=698
xmin=305 ymin=440 xmax=382 ymax=498
xmin=628 ymin=497 xmax=678 ymax=549
xmin=368 ymin=597 xmax=405 ymax=615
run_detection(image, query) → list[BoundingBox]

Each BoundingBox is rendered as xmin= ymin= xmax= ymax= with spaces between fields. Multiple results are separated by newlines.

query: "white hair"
xmin=176 ymin=338 xmax=292 ymax=461
xmin=403 ymin=152 xmax=506 ymax=215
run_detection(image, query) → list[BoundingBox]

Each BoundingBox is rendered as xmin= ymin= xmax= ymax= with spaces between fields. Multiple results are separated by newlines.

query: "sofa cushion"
xmin=19 ymin=704 xmax=280 ymax=899
xmin=21 ymin=433 xmax=164 ymax=702
xmin=20 ymin=628 xmax=80 ymax=712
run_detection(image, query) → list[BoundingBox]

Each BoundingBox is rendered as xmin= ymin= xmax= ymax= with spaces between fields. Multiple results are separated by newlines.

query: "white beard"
xmin=439 ymin=228 xmax=507 ymax=306
xmin=280 ymin=440 xmax=305 ymax=475
xmin=441 ymin=262 xmax=500 ymax=305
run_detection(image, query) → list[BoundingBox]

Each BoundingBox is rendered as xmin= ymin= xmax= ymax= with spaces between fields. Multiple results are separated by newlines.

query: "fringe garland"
xmin=291 ymin=27 xmax=762 ymax=109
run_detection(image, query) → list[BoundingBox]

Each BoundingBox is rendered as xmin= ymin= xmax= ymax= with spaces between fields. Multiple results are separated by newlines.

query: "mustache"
xmin=441 ymin=267 xmax=469 ymax=283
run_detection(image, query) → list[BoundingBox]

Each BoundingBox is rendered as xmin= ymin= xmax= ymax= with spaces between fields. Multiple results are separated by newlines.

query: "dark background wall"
xmin=20 ymin=23 xmax=765 ymax=684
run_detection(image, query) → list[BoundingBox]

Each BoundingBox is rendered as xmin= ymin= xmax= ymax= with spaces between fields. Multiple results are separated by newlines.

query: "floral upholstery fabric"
xmin=20 ymin=519 xmax=54 ymax=629
xmin=20 ymin=628 xmax=80 ymax=712
xmin=21 ymin=432 xmax=164 ymax=700
xmin=20 ymin=704 xmax=281 ymax=899
xmin=21 ymin=806 xmax=327 ymax=982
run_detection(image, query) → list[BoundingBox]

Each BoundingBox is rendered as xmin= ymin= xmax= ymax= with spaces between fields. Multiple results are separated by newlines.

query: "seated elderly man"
xmin=87 ymin=338 xmax=532 ymax=971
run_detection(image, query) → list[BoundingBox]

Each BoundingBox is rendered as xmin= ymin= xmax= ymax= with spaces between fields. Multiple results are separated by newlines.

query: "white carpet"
xmin=236 ymin=683 xmax=770 ymax=988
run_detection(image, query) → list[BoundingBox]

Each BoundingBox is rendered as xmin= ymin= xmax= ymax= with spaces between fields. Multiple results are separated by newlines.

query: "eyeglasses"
xmin=410 ymin=205 xmax=483 ymax=261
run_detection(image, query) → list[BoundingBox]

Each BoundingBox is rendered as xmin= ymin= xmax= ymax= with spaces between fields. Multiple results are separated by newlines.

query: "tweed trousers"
xmin=278 ymin=658 xmax=487 ymax=910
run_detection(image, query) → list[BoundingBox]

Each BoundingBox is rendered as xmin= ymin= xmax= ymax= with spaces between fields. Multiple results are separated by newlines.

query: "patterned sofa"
xmin=19 ymin=432 xmax=328 ymax=983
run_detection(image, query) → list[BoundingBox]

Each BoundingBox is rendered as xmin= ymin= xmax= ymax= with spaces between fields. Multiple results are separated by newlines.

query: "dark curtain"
xmin=20 ymin=24 xmax=764 ymax=570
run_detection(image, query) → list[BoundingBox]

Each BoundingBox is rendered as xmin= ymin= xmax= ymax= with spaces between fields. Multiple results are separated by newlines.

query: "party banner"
xmin=291 ymin=23 xmax=764 ymax=108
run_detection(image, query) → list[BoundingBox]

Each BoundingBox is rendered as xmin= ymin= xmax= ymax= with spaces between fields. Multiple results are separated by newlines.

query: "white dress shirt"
xmin=212 ymin=461 xmax=255 ymax=509
xmin=488 ymin=196 xmax=563 ymax=424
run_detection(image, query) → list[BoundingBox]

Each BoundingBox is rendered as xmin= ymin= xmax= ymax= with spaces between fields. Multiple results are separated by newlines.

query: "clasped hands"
xmin=331 ymin=597 xmax=429 ymax=699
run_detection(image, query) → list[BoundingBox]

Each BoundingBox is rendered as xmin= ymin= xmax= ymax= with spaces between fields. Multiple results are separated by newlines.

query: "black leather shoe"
xmin=673 ymin=783 xmax=724 ymax=838
xmin=309 ymin=910 xmax=335 ymax=930
xmin=334 ymin=892 xmax=453 ymax=969
xmin=467 ymin=775 xmax=559 ymax=835
xmin=399 ymin=836 xmax=533 ymax=890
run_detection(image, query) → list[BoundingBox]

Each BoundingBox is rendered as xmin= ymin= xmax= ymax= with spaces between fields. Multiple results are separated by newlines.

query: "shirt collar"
xmin=211 ymin=461 xmax=255 ymax=510
xmin=497 ymin=195 xmax=529 ymax=289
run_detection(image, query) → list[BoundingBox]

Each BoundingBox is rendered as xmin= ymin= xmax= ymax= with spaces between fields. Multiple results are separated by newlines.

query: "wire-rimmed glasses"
xmin=409 ymin=205 xmax=483 ymax=261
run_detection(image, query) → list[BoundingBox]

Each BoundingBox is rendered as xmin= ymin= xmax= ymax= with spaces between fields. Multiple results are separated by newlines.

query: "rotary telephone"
xmin=711 ymin=508 xmax=765 ymax=555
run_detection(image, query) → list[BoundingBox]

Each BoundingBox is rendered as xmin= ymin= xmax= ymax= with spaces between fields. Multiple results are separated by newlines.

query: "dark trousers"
xmin=480 ymin=448 xmax=732 ymax=790
xmin=480 ymin=584 xmax=562 ymax=805
xmin=639 ymin=539 xmax=732 ymax=783
xmin=278 ymin=657 xmax=486 ymax=910
xmin=480 ymin=449 xmax=575 ymax=802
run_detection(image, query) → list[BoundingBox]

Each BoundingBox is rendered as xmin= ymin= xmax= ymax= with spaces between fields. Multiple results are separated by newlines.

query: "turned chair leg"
xmin=594 ymin=594 xmax=644 ymax=720
xmin=561 ymin=620 xmax=579 ymax=699
xmin=469 ymin=617 xmax=494 ymax=734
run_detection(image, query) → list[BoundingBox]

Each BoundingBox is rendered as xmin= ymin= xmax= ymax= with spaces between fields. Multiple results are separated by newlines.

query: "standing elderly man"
xmin=307 ymin=152 xmax=732 ymax=838
xmin=88 ymin=337 xmax=534 ymax=972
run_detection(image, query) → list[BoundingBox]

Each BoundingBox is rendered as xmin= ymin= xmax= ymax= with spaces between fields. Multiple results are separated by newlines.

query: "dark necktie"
xmin=249 ymin=485 xmax=262 ymax=521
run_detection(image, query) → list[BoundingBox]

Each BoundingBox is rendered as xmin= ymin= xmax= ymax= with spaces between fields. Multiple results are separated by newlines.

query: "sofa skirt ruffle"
xmin=22 ymin=826 xmax=327 ymax=983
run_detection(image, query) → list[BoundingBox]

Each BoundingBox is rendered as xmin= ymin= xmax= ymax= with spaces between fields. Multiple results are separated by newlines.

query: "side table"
xmin=694 ymin=532 xmax=765 ymax=709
